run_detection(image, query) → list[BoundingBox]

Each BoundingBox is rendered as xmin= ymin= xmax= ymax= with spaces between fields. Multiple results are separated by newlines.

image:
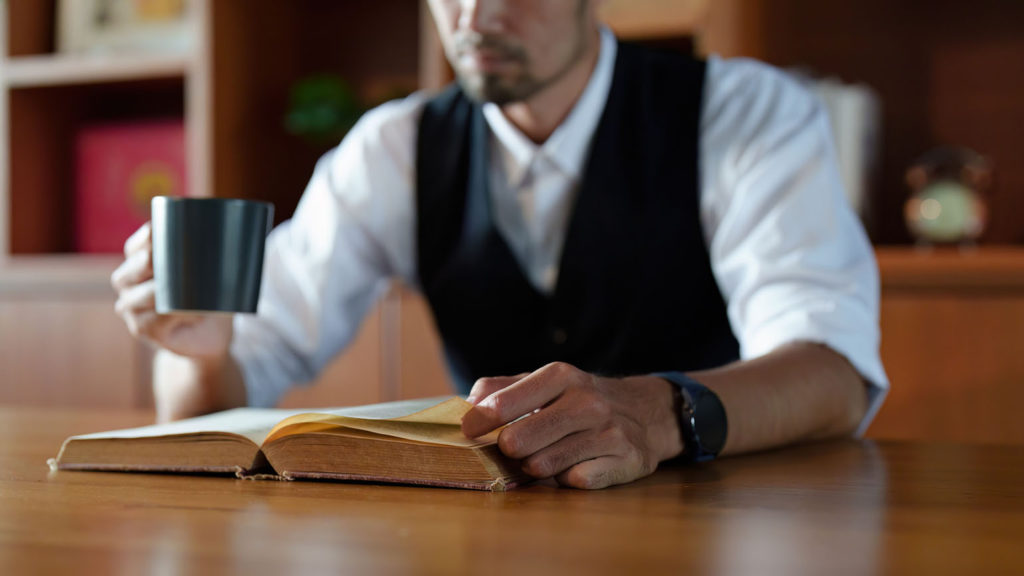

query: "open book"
xmin=53 ymin=397 xmax=530 ymax=491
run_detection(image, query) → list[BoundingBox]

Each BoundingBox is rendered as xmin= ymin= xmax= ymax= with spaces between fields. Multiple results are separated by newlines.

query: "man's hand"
xmin=111 ymin=223 xmax=246 ymax=421
xmin=461 ymin=362 xmax=683 ymax=490
xmin=111 ymin=223 xmax=233 ymax=360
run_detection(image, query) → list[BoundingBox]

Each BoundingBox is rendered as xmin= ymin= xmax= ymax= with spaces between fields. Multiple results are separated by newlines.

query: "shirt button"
xmin=551 ymin=328 xmax=568 ymax=345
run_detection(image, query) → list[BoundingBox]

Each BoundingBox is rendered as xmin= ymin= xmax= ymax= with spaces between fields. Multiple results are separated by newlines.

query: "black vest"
xmin=416 ymin=42 xmax=739 ymax=393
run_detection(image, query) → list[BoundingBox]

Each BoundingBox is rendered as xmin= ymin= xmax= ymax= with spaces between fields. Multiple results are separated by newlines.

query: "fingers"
xmin=148 ymin=314 xmax=202 ymax=345
xmin=121 ymin=304 xmax=201 ymax=343
xmin=461 ymin=364 xmax=660 ymax=490
xmin=518 ymin=428 xmax=611 ymax=478
xmin=122 ymin=310 xmax=156 ymax=339
xmin=124 ymin=222 xmax=151 ymax=257
xmin=115 ymin=280 xmax=178 ymax=343
xmin=461 ymin=362 xmax=581 ymax=438
xmin=555 ymin=456 xmax=636 ymax=490
xmin=494 ymin=391 xmax=604 ymax=459
xmin=115 ymin=280 xmax=163 ymax=342
xmin=115 ymin=280 xmax=156 ymax=316
xmin=466 ymin=373 xmax=528 ymax=404
xmin=112 ymin=223 xmax=153 ymax=292
xmin=111 ymin=248 xmax=153 ymax=291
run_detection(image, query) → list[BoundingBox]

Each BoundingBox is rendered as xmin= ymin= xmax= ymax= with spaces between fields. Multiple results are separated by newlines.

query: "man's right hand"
xmin=111 ymin=222 xmax=234 ymax=360
xmin=111 ymin=223 xmax=248 ymax=422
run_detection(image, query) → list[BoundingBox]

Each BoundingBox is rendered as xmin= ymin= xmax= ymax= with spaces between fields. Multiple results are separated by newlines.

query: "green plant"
xmin=284 ymin=75 xmax=364 ymax=145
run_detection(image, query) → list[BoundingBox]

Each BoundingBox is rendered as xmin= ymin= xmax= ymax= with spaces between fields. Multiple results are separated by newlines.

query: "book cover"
xmin=74 ymin=119 xmax=188 ymax=254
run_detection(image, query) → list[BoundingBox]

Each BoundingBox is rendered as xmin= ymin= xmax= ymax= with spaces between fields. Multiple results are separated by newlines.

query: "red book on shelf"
xmin=75 ymin=120 xmax=188 ymax=254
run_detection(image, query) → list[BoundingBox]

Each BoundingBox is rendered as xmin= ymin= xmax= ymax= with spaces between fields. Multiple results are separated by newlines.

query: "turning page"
xmin=264 ymin=397 xmax=494 ymax=447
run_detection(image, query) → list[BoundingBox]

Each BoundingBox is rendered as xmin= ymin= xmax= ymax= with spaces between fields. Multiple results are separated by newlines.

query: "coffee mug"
xmin=151 ymin=196 xmax=274 ymax=314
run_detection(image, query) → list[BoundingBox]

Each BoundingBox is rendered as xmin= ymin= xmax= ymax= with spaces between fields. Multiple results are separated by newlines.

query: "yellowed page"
xmin=317 ymin=396 xmax=454 ymax=420
xmin=264 ymin=397 xmax=497 ymax=447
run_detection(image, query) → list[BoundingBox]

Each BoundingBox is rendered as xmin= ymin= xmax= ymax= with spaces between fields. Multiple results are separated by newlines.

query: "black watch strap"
xmin=655 ymin=371 xmax=727 ymax=462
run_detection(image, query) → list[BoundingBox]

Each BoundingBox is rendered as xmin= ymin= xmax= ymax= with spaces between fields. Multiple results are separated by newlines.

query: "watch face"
xmin=693 ymin=389 xmax=727 ymax=455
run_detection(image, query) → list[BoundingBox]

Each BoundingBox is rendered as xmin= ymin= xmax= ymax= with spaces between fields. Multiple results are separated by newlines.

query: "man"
xmin=112 ymin=0 xmax=888 ymax=489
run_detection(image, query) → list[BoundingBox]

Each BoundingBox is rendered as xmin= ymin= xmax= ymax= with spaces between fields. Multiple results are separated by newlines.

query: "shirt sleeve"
xmin=700 ymin=57 xmax=889 ymax=436
xmin=229 ymin=94 xmax=426 ymax=408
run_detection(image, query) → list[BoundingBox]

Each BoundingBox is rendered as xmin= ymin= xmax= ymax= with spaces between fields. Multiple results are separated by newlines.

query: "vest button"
xmin=551 ymin=328 xmax=568 ymax=345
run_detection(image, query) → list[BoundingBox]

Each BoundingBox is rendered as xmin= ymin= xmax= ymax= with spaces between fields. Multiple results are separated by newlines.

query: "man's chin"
xmin=458 ymin=75 xmax=536 ymax=106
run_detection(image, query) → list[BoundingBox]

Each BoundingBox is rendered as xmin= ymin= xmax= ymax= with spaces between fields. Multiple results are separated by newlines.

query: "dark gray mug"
xmin=151 ymin=196 xmax=274 ymax=314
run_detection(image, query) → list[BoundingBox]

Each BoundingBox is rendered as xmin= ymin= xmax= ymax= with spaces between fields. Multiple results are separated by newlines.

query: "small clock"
xmin=904 ymin=147 xmax=992 ymax=245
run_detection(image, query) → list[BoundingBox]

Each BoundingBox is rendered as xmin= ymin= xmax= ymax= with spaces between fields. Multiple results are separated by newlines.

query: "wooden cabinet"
xmin=0 ymin=261 xmax=140 ymax=408
xmin=868 ymin=247 xmax=1024 ymax=444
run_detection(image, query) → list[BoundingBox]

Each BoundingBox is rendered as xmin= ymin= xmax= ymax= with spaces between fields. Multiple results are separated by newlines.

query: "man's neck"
xmin=499 ymin=28 xmax=603 ymax=145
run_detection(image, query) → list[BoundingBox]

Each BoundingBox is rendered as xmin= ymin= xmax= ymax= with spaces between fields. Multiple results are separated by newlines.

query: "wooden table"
xmin=2 ymin=407 xmax=1023 ymax=575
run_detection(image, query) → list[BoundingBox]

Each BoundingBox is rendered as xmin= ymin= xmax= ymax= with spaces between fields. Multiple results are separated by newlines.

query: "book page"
xmin=317 ymin=396 xmax=456 ymax=420
xmin=70 ymin=408 xmax=310 ymax=445
xmin=264 ymin=397 xmax=497 ymax=447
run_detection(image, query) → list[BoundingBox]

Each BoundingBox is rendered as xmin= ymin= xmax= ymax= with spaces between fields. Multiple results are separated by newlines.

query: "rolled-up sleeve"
xmin=701 ymin=57 xmax=889 ymax=435
xmin=230 ymin=95 xmax=425 ymax=408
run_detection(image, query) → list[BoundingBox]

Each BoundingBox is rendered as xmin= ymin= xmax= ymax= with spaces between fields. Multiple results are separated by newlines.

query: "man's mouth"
xmin=460 ymin=49 xmax=517 ymax=73
xmin=454 ymin=34 xmax=525 ymax=75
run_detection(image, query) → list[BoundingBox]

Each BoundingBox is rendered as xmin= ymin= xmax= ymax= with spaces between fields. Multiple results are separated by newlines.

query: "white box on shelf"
xmin=57 ymin=0 xmax=196 ymax=56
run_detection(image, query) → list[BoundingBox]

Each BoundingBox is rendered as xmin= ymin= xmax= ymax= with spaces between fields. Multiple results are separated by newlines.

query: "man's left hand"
xmin=461 ymin=362 xmax=684 ymax=489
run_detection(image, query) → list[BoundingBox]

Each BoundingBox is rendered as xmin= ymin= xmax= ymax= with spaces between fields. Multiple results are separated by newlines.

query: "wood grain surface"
xmin=2 ymin=407 xmax=1023 ymax=576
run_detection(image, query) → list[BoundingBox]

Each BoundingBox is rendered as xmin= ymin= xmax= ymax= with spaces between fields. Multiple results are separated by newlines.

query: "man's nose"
xmin=458 ymin=0 xmax=506 ymax=35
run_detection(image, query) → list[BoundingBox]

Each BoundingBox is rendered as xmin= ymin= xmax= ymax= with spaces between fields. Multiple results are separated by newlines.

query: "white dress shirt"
xmin=231 ymin=28 xmax=889 ymax=435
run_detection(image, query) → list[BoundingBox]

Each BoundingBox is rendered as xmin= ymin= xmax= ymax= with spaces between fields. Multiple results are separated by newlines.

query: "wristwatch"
xmin=655 ymin=372 xmax=728 ymax=463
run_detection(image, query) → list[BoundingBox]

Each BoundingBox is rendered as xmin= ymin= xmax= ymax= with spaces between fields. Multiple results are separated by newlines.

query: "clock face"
xmin=905 ymin=180 xmax=985 ymax=243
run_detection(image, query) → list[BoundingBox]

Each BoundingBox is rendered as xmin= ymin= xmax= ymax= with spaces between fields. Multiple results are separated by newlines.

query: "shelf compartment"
xmin=8 ymin=78 xmax=185 ymax=255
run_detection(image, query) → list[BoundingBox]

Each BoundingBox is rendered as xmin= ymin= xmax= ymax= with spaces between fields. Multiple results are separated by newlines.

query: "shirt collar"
xmin=483 ymin=27 xmax=617 ymax=188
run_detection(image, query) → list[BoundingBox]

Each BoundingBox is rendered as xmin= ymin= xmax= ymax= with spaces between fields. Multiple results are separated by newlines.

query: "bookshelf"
xmin=0 ymin=0 xmax=207 ymax=269
xmin=0 ymin=0 xmax=207 ymax=410
xmin=0 ymin=0 xmax=431 ymax=263
xmin=0 ymin=0 xmax=430 ymax=409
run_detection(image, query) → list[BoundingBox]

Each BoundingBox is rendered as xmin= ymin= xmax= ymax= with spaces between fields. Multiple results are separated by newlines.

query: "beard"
xmin=451 ymin=25 xmax=587 ymax=105
xmin=452 ymin=32 xmax=542 ymax=104
xmin=458 ymin=65 xmax=545 ymax=105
